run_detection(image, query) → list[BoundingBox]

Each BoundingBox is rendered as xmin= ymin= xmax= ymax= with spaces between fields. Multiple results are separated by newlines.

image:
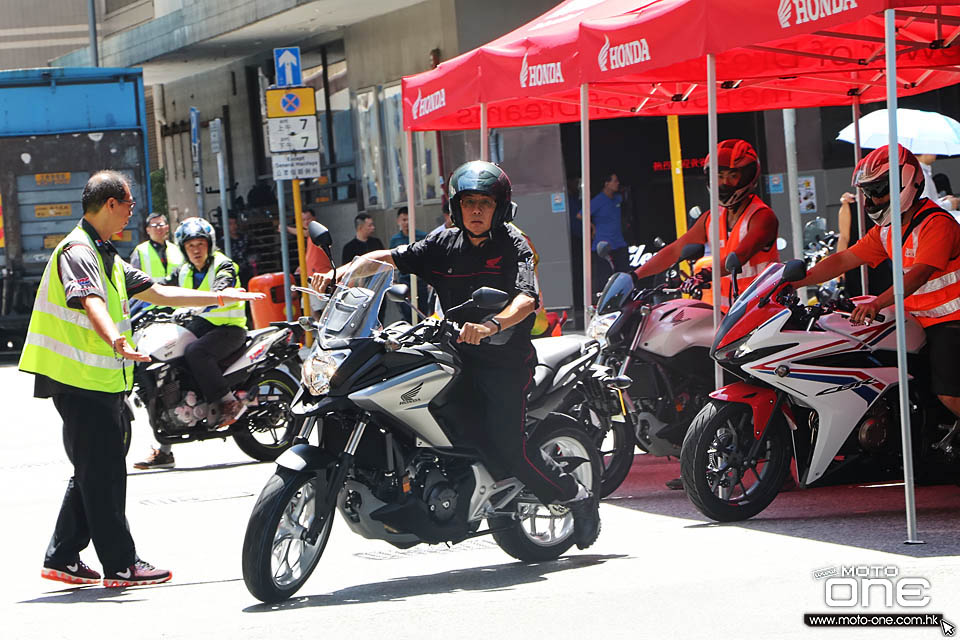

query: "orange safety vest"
xmin=878 ymin=199 xmax=960 ymax=328
xmin=703 ymin=194 xmax=779 ymax=307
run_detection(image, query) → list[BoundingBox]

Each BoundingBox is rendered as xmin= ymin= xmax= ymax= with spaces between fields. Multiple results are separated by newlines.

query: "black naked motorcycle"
xmin=241 ymin=225 xmax=602 ymax=603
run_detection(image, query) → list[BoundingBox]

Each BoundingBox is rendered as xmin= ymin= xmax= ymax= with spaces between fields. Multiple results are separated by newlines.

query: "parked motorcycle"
xmin=680 ymin=256 xmax=958 ymax=522
xmin=241 ymin=226 xmax=603 ymax=603
xmin=128 ymin=306 xmax=303 ymax=461
xmin=803 ymin=216 xmax=842 ymax=304
xmin=579 ymin=243 xmax=716 ymax=496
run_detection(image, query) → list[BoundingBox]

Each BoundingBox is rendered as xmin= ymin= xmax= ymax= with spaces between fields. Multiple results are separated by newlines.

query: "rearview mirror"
xmin=307 ymin=221 xmax=332 ymax=250
xmin=385 ymin=283 xmax=410 ymax=304
xmin=782 ymin=259 xmax=806 ymax=283
xmin=725 ymin=252 xmax=742 ymax=276
xmin=471 ymin=287 xmax=509 ymax=310
xmin=596 ymin=240 xmax=611 ymax=260
xmin=680 ymin=243 xmax=705 ymax=263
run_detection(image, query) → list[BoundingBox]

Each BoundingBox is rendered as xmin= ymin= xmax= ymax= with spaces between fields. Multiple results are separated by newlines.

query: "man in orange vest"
xmin=630 ymin=139 xmax=779 ymax=309
xmin=798 ymin=144 xmax=960 ymax=420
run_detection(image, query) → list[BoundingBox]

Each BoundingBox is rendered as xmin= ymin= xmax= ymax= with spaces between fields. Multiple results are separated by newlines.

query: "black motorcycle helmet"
xmin=448 ymin=161 xmax=514 ymax=238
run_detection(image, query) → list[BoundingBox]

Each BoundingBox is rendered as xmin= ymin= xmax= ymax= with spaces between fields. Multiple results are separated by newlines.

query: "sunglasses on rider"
xmin=858 ymin=178 xmax=890 ymax=200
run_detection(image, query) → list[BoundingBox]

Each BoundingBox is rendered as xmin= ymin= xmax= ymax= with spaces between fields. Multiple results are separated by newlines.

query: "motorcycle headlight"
xmin=301 ymin=349 xmax=348 ymax=396
xmin=713 ymin=332 xmax=755 ymax=363
xmin=587 ymin=312 xmax=620 ymax=347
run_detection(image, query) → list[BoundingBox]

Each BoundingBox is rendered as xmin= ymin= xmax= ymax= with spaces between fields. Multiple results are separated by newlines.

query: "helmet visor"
xmin=858 ymin=178 xmax=890 ymax=201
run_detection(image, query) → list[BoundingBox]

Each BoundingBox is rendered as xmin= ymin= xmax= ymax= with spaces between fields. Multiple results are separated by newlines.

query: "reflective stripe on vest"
xmin=178 ymin=252 xmax=247 ymax=327
xmin=879 ymin=202 xmax=960 ymax=327
xmin=703 ymin=194 xmax=780 ymax=307
xmin=136 ymin=241 xmax=184 ymax=279
xmin=19 ymin=226 xmax=134 ymax=392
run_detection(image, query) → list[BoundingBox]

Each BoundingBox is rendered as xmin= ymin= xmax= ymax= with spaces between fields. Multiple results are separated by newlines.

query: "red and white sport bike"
xmin=679 ymin=259 xmax=960 ymax=522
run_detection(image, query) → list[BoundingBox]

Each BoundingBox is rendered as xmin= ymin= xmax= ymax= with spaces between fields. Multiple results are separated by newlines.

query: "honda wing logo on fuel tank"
xmin=778 ymin=0 xmax=859 ymax=29
xmin=400 ymin=382 xmax=424 ymax=406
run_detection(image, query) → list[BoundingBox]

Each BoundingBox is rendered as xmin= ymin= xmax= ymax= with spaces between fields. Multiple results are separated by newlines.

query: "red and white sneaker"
xmin=41 ymin=559 xmax=101 ymax=585
xmin=102 ymin=560 xmax=172 ymax=588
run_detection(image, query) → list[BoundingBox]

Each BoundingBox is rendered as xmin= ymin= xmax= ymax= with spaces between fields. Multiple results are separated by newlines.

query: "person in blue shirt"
xmin=389 ymin=206 xmax=428 ymax=248
xmin=582 ymin=171 xmax=629 ymax=293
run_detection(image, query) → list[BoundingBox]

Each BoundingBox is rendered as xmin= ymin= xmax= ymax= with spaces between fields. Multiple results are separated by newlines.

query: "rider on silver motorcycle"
xmin=311 ymin=160 xmax=601 ymax=549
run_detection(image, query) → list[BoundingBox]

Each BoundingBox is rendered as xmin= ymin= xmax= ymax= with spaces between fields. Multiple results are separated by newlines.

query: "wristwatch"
xmin=488 ymin=318 xmax=502 ymax=334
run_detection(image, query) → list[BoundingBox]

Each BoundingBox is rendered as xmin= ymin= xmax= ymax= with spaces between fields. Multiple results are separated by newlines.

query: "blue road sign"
xmin=274 ymin=47 xmax=302 ymax=87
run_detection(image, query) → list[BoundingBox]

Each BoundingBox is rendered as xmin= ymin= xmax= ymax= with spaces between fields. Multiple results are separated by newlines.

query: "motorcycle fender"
xmin=709 ymin=382 xmax=779 ymax=439
xmin=275 ymin=443 xmax=338 ymax=472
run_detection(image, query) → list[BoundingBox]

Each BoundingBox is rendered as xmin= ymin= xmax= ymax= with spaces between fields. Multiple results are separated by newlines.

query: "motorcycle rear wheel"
xmin=242 ymin=467 xmax=334 ymax=603
xmin=490 ymin=419 xmax=602 ymax=562
xmin=680 ymin=400 xmax=791 ymax=522
xmin=233 ymin=373 xmax=299 ymax=462
xmin=560 ymin=390 xmax=635 ymax=498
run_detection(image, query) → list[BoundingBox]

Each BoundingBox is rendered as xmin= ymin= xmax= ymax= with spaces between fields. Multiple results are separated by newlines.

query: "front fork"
xmin=301 ymin=413 xmax=369 ymax=544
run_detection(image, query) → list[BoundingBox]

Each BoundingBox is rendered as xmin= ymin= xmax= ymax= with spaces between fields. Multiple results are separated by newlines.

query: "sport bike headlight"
xmin=713 ymin=332 xmax=755 ymax=363
xmin=587 ymin=312 xmax=620 ymax=347
xmin=301 ymin=349 xmax=347 ymax=396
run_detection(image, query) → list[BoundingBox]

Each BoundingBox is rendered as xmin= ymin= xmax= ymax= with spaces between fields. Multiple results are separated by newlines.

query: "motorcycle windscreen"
xmin=596 ymin=272 xmax=634 ymax=315
xmin=711 ymin=263 xmax=784 ymax=353
xmin=319 ymin=257 xmax=394 ymax=349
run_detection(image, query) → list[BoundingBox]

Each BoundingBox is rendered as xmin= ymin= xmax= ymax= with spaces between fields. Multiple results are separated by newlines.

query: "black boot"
xmin=568 ymin=493 xmax=601 ymax=550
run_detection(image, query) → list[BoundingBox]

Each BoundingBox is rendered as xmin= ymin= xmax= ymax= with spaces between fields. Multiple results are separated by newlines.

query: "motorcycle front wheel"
xmin=490 ymin=417 xmax=602 ymax=562
xmin=242 ymin=467 xmax=334 ymax=603
xmin=232 ymin=372 xmax=299 ymax=462
xmin=680 ymin=400 xmax=791 ymax=522
xmin=561 ymin=389 xmax=635 ymax=498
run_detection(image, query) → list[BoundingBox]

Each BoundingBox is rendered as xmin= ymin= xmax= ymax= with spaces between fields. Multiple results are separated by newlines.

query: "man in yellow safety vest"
xmin=19 ymin=171 xmax=263 ymax=588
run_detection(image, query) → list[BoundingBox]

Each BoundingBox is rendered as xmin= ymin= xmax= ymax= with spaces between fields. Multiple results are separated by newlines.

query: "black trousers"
xmin=183 ymin=320 xmax=246 ymax=402
xmin=458 ymin=354 xmax=579 ymax=505
xmin=46 ymin=391 xmax=136 ymax=573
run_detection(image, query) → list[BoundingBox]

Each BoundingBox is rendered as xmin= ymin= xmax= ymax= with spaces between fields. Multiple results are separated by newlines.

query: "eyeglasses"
xmin=147 ymin=221 xmax=168 ymax=228
xmin=116 ymin=198 xmax=136 ymax=212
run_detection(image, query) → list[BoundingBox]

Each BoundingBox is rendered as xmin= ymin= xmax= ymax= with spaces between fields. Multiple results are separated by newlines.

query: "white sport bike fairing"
xmin=679 ymin=261 xmax=959 ymax=522
xmin=241 ymin=257 xmax=602 ymax=603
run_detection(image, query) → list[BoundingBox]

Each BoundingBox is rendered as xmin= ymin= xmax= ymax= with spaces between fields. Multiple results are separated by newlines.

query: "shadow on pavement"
xmin=20 ymin=578 xmax=244 ymax=604
xmin=606 ymin=453 xmax=960 ymax=558
xmin=130 ymin=460 xmax=263 ymax=476
xmin=243 ymin=554 xmax=628 ymax=612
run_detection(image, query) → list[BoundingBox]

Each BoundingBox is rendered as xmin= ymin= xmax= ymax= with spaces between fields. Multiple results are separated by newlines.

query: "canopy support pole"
xmin=667 ymin=115 xmax=688 ymax=240
xmin=783 ymin=109 xmax=805 ymax=301
xmin=405 ymin=130 xmax=419 ymax=325
xmin=580 ymin=84 xmax=592 ymax=330
xmin=852 ymin=97 xmax=869 ymax=291
xmin=480 ymin=103 xmax=489 ymax=162
xmin=885 ymin=8 xmax=922 ymax=545
xmin=707 ymin=54 xmax=722 ymax=389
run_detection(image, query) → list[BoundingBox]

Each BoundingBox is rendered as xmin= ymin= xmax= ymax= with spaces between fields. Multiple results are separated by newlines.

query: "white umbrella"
xmin=837 ymin=108 xmax=960 ymax=156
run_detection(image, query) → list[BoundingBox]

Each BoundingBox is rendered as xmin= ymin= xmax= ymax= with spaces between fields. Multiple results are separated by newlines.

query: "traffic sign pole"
xmin=292 ymin=179 xmax=310 ymax=317
xmin=190 ymin=107 xmax=205 ymax=220
xmin=277 ymin=180 xmax=293 ymax=321
xmin=211 ymin=118 xmax=231 ymax=258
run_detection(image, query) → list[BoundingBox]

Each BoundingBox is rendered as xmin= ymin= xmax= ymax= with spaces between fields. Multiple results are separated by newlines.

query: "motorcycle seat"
xmin=217 ymin=327 xmax=277 ymax=368
xmin=529 ymin=336 xmax=585 ymax=402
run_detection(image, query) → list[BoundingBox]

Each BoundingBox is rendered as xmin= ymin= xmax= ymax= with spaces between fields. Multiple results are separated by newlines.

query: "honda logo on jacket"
xmin=778 ymin=0 xmax=858 ymax=28
xmin=520 ymin=54 xmax=564 ymax=88
xmin=597 ymin=36 xmax=650 ymax=72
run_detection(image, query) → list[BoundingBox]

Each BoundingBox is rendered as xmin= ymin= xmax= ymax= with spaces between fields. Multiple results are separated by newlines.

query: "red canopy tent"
xmin=403 ymin=0 xmax=960 ymax=130
xmin=401 ymin=1 xmax=960 ymax=542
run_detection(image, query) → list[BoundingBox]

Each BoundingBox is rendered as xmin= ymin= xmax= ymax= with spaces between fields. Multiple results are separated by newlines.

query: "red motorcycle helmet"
xmin=852 ymin=144 xmax=923 ymax=227
xmin=704 ymin=139 xmax=760 ymax=207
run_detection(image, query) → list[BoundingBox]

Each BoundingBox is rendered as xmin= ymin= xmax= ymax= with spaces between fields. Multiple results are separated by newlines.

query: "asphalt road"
xmin=1 ymin=360 xmax=958 ymax=640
